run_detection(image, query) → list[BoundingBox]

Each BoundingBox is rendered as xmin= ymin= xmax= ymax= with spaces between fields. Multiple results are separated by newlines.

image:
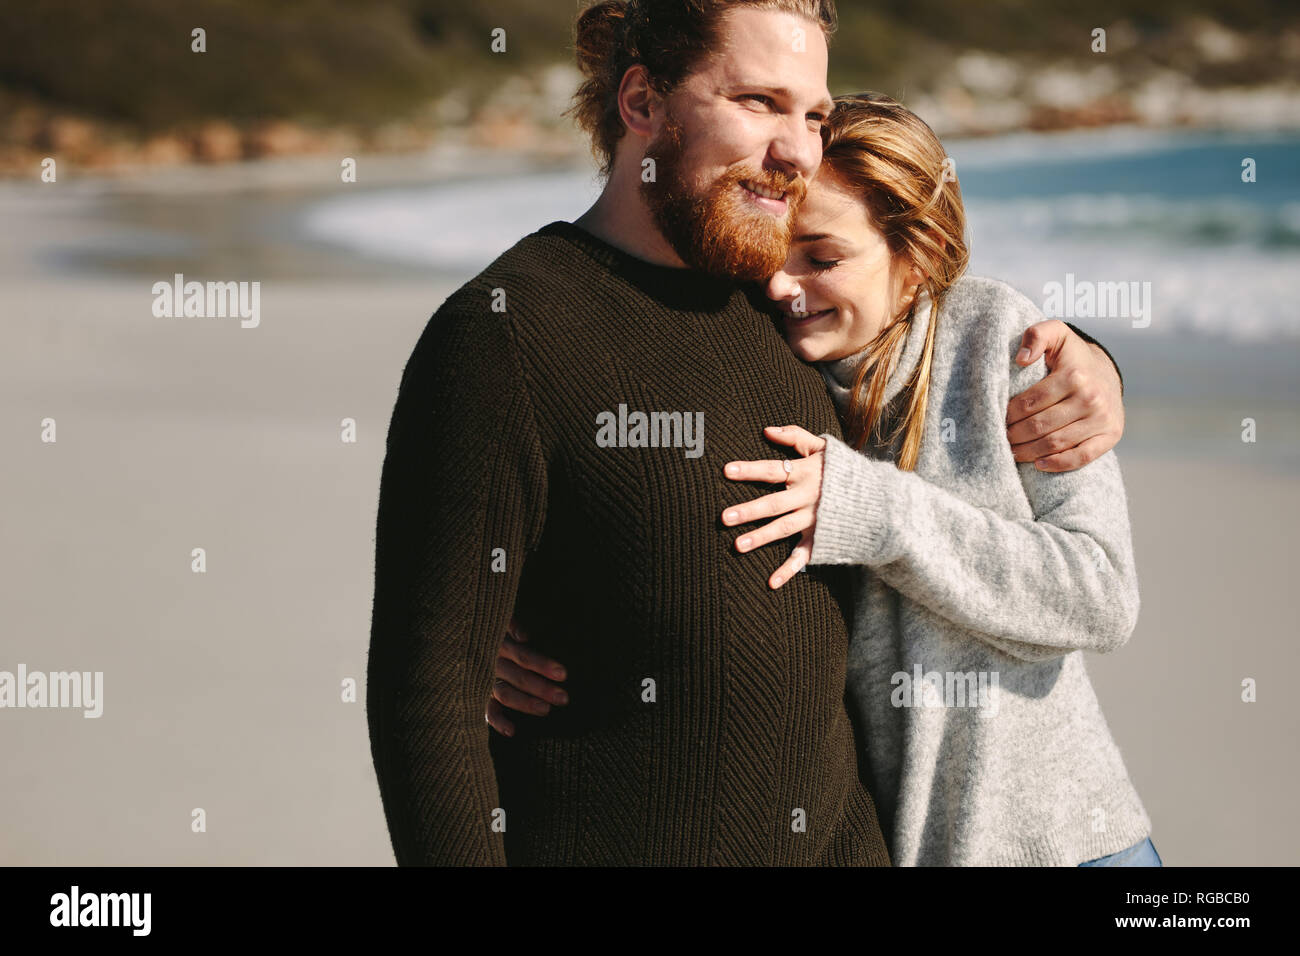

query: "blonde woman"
xmin=720 ymin=92 xmax=1156 ymax=866
xmin=491 ymin=92 xmax=1156 ymax=866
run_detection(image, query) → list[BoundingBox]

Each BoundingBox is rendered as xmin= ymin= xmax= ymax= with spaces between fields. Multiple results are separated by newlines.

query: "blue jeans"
xmin=1079 ymin=836 xmax=1162 ymax=867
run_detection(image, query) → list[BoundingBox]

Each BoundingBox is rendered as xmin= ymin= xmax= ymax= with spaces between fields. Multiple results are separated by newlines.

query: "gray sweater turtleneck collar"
xmin=815 ymin=291 xmax=934 ymax=420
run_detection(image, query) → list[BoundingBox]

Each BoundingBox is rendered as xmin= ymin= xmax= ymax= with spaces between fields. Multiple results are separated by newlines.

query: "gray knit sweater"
xmin=808 ymin=274 xmax=1151 ymax=866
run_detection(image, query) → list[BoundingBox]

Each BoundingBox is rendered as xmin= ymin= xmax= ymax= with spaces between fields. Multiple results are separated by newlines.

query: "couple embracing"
xmin=367 ymin=0 xmax=1157 ymax=868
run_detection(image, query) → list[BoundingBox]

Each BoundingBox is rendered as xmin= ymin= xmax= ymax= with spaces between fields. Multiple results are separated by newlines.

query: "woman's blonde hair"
xmin=819 ymin=92 xmax=969 ymax=470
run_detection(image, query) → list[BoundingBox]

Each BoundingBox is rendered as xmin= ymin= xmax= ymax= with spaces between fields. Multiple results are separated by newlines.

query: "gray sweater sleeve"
xmin=807 ymin=308 xmax=1140 ymax=663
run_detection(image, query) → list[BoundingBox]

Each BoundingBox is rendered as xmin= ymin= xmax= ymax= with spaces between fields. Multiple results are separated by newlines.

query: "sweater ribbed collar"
xmin=538 ymin=220 xmax=742 ymax=309
xmin=817 ymin=291 xmax=933 ymax=419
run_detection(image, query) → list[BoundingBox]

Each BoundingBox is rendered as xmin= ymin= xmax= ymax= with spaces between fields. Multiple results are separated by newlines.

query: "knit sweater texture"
xmin=366 ymin=220 xmax=891 ymax=866
xmin=809 ymin=274 xmax=1151 ymax=866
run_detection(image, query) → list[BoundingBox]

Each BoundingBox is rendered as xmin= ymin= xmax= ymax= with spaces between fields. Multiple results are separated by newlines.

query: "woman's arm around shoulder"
xmin=808 ymin=276 xmax=1141 ymax=662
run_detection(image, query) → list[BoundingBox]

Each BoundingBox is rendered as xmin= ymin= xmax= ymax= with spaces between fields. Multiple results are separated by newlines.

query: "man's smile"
xmin=740 ymin=179 xmax=789 ymax=215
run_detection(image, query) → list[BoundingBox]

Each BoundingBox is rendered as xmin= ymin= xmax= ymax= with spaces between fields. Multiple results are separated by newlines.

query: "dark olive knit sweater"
xmin=366 ymin=220 xmax=890 ymax=866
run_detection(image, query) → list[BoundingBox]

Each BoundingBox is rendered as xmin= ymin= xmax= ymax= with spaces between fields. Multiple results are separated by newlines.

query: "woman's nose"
xmin=766 ymin=270 xmax=799 ymax=302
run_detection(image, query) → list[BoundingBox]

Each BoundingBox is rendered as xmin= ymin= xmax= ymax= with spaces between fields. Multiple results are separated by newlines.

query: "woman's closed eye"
xmin=808 ymin=256 xmax=840 ymax=271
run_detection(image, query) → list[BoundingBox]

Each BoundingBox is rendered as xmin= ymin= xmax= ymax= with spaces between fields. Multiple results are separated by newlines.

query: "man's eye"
xmin=809 ymin=257 xmax=840 ymax=271
xmin=742 ymin=94 xmax=774 ymax=107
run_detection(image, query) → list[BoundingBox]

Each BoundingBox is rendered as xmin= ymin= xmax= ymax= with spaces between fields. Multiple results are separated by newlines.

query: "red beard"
xmin=640 ymin=113 xmax=806 ymax=281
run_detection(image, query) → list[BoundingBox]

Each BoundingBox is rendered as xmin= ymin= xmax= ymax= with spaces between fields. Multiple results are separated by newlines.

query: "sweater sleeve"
xmin=807 ymin=329 xmax=1139 ymax=664
xmin=366 ymin=293 xmax=548 ymax=864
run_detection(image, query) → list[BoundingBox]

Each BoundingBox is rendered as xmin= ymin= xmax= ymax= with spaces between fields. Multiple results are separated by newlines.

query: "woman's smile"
xmin=781 ymin=306 xmax=836 ymax=326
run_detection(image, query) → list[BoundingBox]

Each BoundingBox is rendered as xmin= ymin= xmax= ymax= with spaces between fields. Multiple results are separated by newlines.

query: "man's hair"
xmin=569 ymin=0 xmax=838 ymax=175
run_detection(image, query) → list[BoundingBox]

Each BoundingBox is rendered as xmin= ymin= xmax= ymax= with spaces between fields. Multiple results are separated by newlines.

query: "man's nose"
xmin=767 ymin=116 xmax=822 ymax=183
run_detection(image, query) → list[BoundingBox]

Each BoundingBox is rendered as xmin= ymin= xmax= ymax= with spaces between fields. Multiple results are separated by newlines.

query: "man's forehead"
xmin=714 ymin=5 xmax=829 ymax=53
xmin=707 ymin=10 xmax=831 ymax=105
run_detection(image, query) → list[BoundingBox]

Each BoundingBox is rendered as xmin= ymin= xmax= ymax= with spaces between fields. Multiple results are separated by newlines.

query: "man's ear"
xmin=617 ymin=64 xmax=658 ymax=140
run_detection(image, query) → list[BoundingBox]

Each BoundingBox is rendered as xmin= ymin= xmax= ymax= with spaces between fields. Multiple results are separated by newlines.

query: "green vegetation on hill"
xmin=0 ymin=0 xmax=571 ymax=129
xmin=0 ymin=0 xmax=1294 ymax=132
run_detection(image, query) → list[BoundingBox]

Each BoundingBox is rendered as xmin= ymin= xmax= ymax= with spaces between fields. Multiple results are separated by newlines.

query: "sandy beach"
xmin=0 ymin=269 xmax=1294 ymax=866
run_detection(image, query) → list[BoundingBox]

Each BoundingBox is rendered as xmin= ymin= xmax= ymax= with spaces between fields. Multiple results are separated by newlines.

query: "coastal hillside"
xmin=1 ymin=0 xmax=1296 ymax=171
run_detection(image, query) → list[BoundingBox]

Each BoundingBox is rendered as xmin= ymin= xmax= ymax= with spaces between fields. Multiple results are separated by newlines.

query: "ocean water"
xmin=299 ymin=127 xmax=1300 ymax=344
xmin=954 ymin=128 xmax=1300 ymax=344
